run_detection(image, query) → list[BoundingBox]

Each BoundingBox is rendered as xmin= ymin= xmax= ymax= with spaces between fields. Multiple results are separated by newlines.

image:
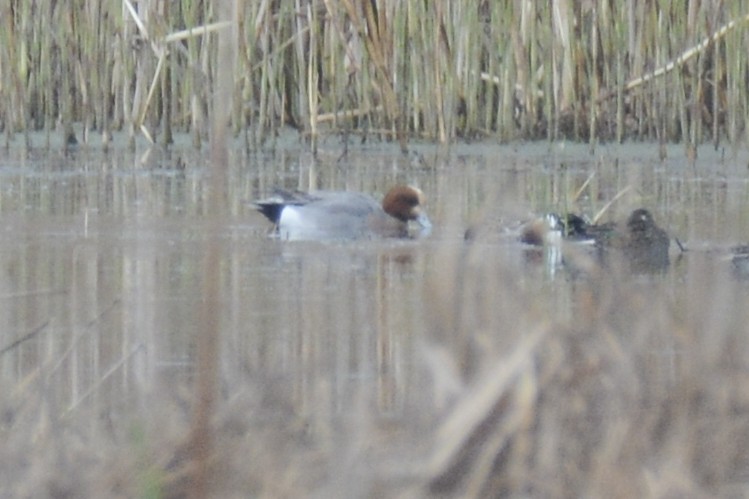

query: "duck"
xmin=730 ymin=244 xmax=749 ymax=278
xmin=512 ymin=212 xmax=599 ymax=275
xmin=593 ymin=208 xmax=670 ymax=272
xmin=520 ymin=212 xmax=594 ymax=246
xmin=253 ymin=185 xmax=431 ymax=241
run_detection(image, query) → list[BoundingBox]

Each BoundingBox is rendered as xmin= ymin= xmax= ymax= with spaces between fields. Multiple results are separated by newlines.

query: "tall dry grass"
xmin=1 ymin=1 xmax=749 ymax=147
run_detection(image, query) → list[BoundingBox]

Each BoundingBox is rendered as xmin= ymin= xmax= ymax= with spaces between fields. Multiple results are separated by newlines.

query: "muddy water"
xmin=1 ymin=138 xmax=748 ymax=420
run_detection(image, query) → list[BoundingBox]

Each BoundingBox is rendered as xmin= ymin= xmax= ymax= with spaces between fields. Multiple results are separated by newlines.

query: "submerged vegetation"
xmin=2 ymin=1 xmax=749 ymax=147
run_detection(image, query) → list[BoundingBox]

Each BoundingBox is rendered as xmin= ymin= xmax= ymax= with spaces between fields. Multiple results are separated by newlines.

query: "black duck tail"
xmin=254 ymin=201 xmax=285 ymax=224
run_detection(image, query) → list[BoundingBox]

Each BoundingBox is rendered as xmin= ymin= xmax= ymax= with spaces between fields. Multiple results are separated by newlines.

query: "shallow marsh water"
xmin=2 ymin=136 xmax=749 ymax=495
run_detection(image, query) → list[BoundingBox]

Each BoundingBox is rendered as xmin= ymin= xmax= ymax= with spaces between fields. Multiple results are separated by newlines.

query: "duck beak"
xmin=415 ymin=212 xmax=432 ymax=230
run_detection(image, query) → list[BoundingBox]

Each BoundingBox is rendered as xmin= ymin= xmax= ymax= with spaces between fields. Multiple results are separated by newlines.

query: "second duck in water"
xmin=593 ymin=208 xmax=670 ymax=273
xmin=520 ymin=212 xmax=593 ymax=246
xmin=520 ymin=208 xmax=671 ymax=273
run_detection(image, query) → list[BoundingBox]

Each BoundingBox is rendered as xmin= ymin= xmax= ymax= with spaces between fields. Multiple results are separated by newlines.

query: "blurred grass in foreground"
xmin=1 ymin=235 xmax=748 ymax=497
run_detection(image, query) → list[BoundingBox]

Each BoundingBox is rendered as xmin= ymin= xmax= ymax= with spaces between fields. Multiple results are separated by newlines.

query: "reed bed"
xmin=1 ymin=1 xmax=749 ymax=147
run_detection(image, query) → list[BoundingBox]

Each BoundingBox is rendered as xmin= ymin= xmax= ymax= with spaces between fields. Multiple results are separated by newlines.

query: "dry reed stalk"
xmin=315 ymin=104 xmax=384 ymax=124
xmin=319 ymin=0 xmax=350 ymax=132
xmin=47 ymin=299 xmax=121 ymax=378
xmin=163 ymin=21 xmax=233 ymax=43
xmin=433 ymin=4 xmax=453 ymax=144
xmin=188 ymin=3 xmax=234 ymax=497
xmin=1 ymin=1 xmax=27 ymax=139
xmin=65 ymin=343 xmax=144 ymax=414
xmin=124 ymin=0 xmax=230 ymax=144
xmin=624 ymin=11 xmax=749 ymax=92
xmin=0 ymin=321 xmax=49 ymax=356
xmin=588 ymin=4 xmax=599 ymax=146
xmin=426 ymin=327 xmax=546 ymax=479
xmin=572 ymin=171 xmax=596 ymax=203
xmin=161 ymin=1 xmax=174 ymax=147
xmin=307 ymin=2 xmax=319 ymax=153
xmin=592 ymin=185 xmax=633 ymax=224
xmin=340 ymin=0 xmax=406 ymax=151
xmin=711 ymin=30 xmax=720 ymax=150
xmin=552 ymin=0 xmax=575 ymax=116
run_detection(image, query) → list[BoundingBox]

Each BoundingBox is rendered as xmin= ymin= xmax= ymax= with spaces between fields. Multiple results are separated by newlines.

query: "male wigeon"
xmin=594 ymin=208 xmax=670 ymax=272
xmin=253 ymin=185 xmax=431 ymax=241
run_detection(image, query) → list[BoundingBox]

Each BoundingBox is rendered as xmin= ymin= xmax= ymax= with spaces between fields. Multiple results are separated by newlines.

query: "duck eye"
xmin=404 ymin=196 xmax=419 ymax=207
